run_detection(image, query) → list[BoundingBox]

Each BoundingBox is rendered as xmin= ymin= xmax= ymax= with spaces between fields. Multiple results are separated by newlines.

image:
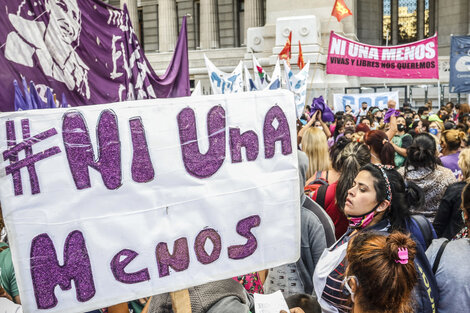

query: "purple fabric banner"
xmin=0 ymin=0 xmax=190 ymax=112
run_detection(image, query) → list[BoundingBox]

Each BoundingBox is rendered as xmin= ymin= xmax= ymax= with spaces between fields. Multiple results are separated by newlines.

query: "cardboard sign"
xmin=327 ymin=32 xmax=439 ymax=79
xmin=0 ymin=90 xmax=300 ymax=313
xmin=333 ymin=91 xmax=399 ymax=113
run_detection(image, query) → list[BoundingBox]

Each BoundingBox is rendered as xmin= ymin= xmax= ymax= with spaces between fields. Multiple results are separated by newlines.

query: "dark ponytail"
xmin=335 ymin=143 xmax=371 ymax=210
xmin=364 ymin=130 xmax=395 ymax=166
xmin=404 ymin=133 xmax=438 ymax=176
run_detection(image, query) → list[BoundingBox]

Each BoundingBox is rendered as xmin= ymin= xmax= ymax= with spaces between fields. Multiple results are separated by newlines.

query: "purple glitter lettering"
xmin=129 ymin=117 xmax=154 ymax=183
xmin=263 ymin=106 xmax=292 ymax=159
xmin=228 ymin=215 xmax=261 ymax=260
xmin=110 ymin=249 xmax=150 ymax=284
xmin=229 ymin=128 xmax=259 ymax=163
xmin=30 ymin=230 xmax=95 ymax=309
xmin=3 ymin=120 xmax=61 ymax=196
xmin=194 ymin=228 xmax=222 ymax=265
xmin=156 ymin=237 xmax=190 ymax=277
xmin=177 ymin=106 xmax=226 ymax=178
xmin=62 ymin=110 xmax=121 ymax=190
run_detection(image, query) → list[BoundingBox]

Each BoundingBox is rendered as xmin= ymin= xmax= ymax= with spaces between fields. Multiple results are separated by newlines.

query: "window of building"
xmin=382 ymin=0 xmax=433 ymax=45
xmin=383 ymin=0 xmax=391 ymax=44
xmin=397 ymin=0 xmax=417 ymax=43
xmin=194 ymin=0 xmax=200 ymax=48
xmin=237 ymin=0 xmax=245 ymax=46
xmin=138 ymin=7 xmax=144 ymax=49
xmin=424 ymin=0 xmax=430 ymax=37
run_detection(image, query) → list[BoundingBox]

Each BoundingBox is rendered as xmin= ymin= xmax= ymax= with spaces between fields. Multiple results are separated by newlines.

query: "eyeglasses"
xmin=343 ymin=275 xmax=359 ymax=295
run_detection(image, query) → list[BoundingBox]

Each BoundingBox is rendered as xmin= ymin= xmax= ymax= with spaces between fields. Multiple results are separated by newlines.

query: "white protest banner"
xmin=0 ymin=90 xmax=300 ymax=313
xmin=333 ymin=91 xmax=399 ymax=113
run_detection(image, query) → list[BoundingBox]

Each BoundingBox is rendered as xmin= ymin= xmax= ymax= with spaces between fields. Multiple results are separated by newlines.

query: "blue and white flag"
xmin=205 ymin=55 xmax=244 ymax=94
xmin=244 ymin=65 xmax=258 ymax=91
xmin=283 ymin=61 xmax=310 ymax=118
xmin=265 ymin=59 xmax=281 ymax=90
xmin=450 ymin=35 xmax=470 ymax=93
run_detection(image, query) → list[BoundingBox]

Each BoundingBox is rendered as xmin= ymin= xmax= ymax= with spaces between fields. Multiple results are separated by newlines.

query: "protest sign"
xmin=0 ymin=90 xmax=300 ymax=313
xmin=449 ymin=35 xmax=470 ymax=93
xmin=333 ymin=91 xmax=399 ymax=113
xmin=327 ymin=32 xmax=439 ymax=79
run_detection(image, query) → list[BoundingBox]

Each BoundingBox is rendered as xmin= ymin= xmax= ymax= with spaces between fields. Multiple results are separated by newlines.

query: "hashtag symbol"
xmin=3 ymin=119 xmax=61 ymax=196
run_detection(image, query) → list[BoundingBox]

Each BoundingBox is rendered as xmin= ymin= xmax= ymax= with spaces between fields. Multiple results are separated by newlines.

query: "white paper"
xmin=254 ymin=290 xmax=290 ymax=313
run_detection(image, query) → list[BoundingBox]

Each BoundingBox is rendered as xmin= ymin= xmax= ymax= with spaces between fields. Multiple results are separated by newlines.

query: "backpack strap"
xmin=411 ymin=214 xmax=433 ymax=249
xmin=432 ymin=239 xmax=449 ymax=274
xmin=0 ymin=245 xmax=8 ymax=253
xmin=302 ymin=197 xmax=336 ymax=247
xmin=316 ymin=184 xmax=328 ymax=209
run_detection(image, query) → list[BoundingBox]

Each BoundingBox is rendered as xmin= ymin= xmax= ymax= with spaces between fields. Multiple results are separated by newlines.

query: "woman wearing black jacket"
xmin=434 ymin=148 xmax=470 ymax=239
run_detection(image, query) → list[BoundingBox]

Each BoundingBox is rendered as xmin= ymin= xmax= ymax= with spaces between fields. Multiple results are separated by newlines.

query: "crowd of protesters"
xmin=2 ymin=100 xmax=470 ymax=313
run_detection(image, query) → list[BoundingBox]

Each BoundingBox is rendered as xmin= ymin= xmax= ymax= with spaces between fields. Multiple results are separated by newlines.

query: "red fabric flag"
xmin=331 ymin=0 xmax=352 ymax=22
xmin=297 ymin=41 xmax=305 ymax=69
xmin=279 ymin=31 xmax=292 ymax=64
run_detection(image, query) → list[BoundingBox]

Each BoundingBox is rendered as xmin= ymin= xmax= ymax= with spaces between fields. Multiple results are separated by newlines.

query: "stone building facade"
xmin=108 ymin=0 xmax=470 ymax=107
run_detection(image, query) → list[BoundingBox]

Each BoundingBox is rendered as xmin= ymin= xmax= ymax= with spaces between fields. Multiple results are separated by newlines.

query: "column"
xmin=244 ymin=0 xmax=263 ymax=45
xmin=391 ymin=0 xmax=398 ymax=45
xmin=417 ymin=0 xmax=425 ymax=39
xmin=121 ymin=0 xmax=140 ymax=42
xmin=158 ymin=0 xmax=178 ymax=52
xmin=200 ymin=0 xmax=219 ymax=49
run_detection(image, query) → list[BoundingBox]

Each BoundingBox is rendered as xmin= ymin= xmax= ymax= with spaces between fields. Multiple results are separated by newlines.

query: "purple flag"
xmin=310 ymin=96 xmax=335 ymax=122
xmin=0 ymin=1 xmax=190 ymax=112
xmin=29 ymin=81 xmax=44 ymax=109
xmin=22 ymin=77 xmax=33 ymax=110
xmin=154 ymin=16 xmax=190 ymax=98
xmin=45 ymin=88 xmax=56 ymax=108
xmin=13 ymin=80 xmax=27 ymax=111
xmin=61 ymin=93 xmax=69 ymax=108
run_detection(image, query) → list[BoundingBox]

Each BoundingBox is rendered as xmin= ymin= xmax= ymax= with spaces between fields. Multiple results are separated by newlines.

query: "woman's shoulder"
xmin=435 ymin=165 xmax=457 ymax=181
xmin=426 ymin=238 xmax=470 ymax=268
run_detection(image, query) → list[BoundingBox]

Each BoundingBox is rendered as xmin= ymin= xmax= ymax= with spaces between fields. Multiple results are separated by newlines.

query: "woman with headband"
xmin=313 ymin=164 xmax=439 ymax=313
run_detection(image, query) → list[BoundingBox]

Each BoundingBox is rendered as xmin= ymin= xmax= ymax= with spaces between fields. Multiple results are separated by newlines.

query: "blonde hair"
xmin=301 ymin=127 xmax=330 ymax=179
xmin=442 ymin=129 xmax=466 ymax=150
xmin=429 ymin=120 xmax=444 ymax=132
xmin=458 ymin=148 xmax=470 ymax=182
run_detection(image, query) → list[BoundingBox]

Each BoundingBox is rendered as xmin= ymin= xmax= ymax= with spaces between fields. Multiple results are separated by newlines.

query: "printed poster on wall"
xmin=0 ymin=90 xmax=300 ymax=313
xmin=327 ymin=32 xmax=439 ymax=79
